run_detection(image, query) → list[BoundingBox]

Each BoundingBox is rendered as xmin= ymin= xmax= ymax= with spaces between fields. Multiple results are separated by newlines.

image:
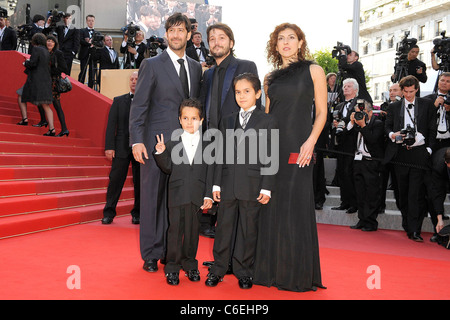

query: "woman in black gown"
xmin=254 ymin=23 xmax=328 ymax=292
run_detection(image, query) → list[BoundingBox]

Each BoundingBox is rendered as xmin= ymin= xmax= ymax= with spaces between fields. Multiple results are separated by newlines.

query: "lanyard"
xmin=405 ymin=105 xmax=416 ymax=129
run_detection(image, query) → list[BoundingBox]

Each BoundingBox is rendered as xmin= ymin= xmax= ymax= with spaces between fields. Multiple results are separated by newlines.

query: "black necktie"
xmin=178 ymin=59 xmax=189 ymax=98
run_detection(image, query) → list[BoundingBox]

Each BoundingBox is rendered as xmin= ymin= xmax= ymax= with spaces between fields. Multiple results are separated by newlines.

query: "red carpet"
xmin=0 ymin=219 xmax=449 ymax=301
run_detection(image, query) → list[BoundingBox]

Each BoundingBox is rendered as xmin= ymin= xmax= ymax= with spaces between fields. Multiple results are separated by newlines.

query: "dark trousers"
xmin=78 ymin=56 xmax=94 ymax=88
xmin=165 ymin=203 xmax=201 ymax=274
xmin=103 ymin=155 xmax=140 ymax=218
xmin=353 ymin=159 xmax=381 ymax=229
xmin=380 ymin=162 xmax=399 ymax=211
xmin=211 ymin=199 xmax=261 ymax=279
xmin=336 ymin=153 xmax=357 ymax=208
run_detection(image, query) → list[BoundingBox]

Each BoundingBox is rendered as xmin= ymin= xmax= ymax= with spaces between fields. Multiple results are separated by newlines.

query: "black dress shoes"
xmin=361 ymin=227 xmax=377 ymax=232
xmin=186 ymin=269 xmax=201 ymax=282
xmin=331 ymin=204 xmax=349 ymax=210
xmin=205 ymin=273 xmax=223 ymax=287
xmin=131 ymin=216 xmax=140 ymax=224
xmin=143 ymin=259 xmax=158 ymax=272
xmin=346 ymin=207 xmax=357 ymax=214
xmin=238 ymin=277 xmax=253 ymax=289
xmin=166 ymin=272 xmax=179 ymax=285
xmin=408 ymin=232 xmax=423 ymax=242
xmin=315 ymin=202 xmax=323 ymax=210
xmin=350 ymin=224 xmax=363 ymax=229
xmin=101 ymin=217 xmax=114 ymax=224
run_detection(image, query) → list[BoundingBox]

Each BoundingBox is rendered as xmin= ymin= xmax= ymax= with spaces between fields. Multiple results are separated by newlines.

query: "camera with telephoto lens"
xmin=395 ymin=124 xmax=416 ymax=146
xmin=121 ymin=22 xmax=140 ymax=48
xmin=332 ymin=110 xmax=346 ymax=135
xmin=433 ymin=31 xmax=450 ymax=62
xmin=332 ymin=41 xmax=352 ymax=67
xmin=48 ymin=4 xmax=65 ymax=26
xmin=147 ymin=35 xmax=166 ymax=57
xmin=354 ymin=99 xmax=367 ymax=122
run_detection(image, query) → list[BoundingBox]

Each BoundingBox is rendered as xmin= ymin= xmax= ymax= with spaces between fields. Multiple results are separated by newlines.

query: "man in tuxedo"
xmin=0 ymin=15 xmax=17 ymax=51
xmin=100 ymin=35 xmax=120 ymax=70
xmin=103 ymin=72 xmax=140 ymax=225
xmin=186 ymin=31 xmax=209 ymax=67
xmin=78 ymin=15 xmax=97 ymax=88
xmin=348 ymin=100 xmax=385 ymax=231
xmin=199 ymin=22 xmax=259 ymax=238
xmin=130 ymin=13 xmax=202 ymax=273
xmin=120 ymin=30 xmax=146 ymax=69
xmin=384 ymin=75 xmax=437 ymax=242
xmin=331 ymin=78 xmax=358 ymax=213
xmin=46 ymin=13 xmax=79 ymax=75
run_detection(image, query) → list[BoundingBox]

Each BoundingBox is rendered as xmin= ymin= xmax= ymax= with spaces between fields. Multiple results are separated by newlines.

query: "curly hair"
xmin=266 ymin=23 xmax=310 ymax=69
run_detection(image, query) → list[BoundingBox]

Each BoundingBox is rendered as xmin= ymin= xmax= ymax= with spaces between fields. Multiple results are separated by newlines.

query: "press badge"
xmin=354 ymin=152 xmax=363 ymax=161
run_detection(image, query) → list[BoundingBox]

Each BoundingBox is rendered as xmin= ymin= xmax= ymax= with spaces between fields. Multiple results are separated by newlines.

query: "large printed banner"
xmin=126 ymin=0 xmax=222 ymax=42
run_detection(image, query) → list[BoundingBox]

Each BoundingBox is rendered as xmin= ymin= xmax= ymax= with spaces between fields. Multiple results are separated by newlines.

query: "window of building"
xmin=363 ymin=43 xmax=369 ymax=55
xmin=419 ymin=25 xmax=425 ymax=40
xmin=388 ymin=36 xmax=394 ymax=49
xmin=436 ymin=20 xmax=443 ymax=36
xmin=376 ymin=39 xmax=382 ymax=52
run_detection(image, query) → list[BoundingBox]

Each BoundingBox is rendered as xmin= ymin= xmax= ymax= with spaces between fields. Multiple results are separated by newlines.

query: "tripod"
xmin=392 ymin=56 xmax=409 ymax=83
xmin=433 ymin=59 xmax=450 ymax=93
xmin=328 ymin=68 xmax=345 ymax=112
xmin=80 ymin=48 xmax=101 ymax=92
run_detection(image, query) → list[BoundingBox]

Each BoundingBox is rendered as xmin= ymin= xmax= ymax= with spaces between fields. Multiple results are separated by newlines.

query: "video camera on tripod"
xmin=433 ymin=31 xmax=450 ymax=71
xmin=121 ymin=22 xmax=140 ymax=48
xmin=147 ymin=35 xmax=167 ymax=57
xmin=0 ymin=7 xmax=7 ymax=19
xmin=393 ymin=31 xmax=417 ymax=82
xmin=332 ymin=42 xmax=352 ymax=67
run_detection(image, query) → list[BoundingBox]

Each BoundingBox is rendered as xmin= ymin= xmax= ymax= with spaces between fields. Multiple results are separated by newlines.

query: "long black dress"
xmin=254 ymin=60 xmax=325 ymax=292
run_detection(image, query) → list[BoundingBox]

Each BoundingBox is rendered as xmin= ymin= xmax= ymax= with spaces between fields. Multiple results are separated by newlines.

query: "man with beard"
xmin=199 ymin=22 xmax=259 ymax=238
xmin=129 ymin=13 xmax=203 ymax=273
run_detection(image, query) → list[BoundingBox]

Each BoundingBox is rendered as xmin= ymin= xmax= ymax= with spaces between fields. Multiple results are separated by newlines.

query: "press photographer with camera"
xmin=0 ymin=8 xmax=17 ymax=51
xmin=347 ymin=99 xmax=385 ymax=231
xmin=28 ymin=15 xmax=46 ymax=54
xmin=120 ymin=26 xmax=147 ymax=69
xmin=384 ymin=75 xmax=437 ymax=242
xmin=78 ymin=14 xmax=99 ymax=88
xmin=391 ymin=33 xmax=427 ymax=96
xmin=430 ymin=31 xmax=450 ymax=72
xmin=330 ymin=78 xmax=359 ymax=214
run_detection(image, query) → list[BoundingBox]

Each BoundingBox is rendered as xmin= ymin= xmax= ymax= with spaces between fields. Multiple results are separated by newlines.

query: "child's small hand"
xmin=155 ymin=134 xmax=166 ymax=153
xmin=213 ymin=191 xmax=221 ymax=202
xmin=201 ymin=199 xmax=213 ymax=210
xmin=257 ymin=193 xmax=270 ymax=205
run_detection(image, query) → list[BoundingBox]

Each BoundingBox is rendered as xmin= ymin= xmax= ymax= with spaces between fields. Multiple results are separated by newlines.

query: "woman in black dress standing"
xmin=46 ymin=35 xmax=70 ymax=137
xmin=17 ymin=33 xmax=54 ymax=136
xmin=254 ymin=23 xmax=328 ymax=292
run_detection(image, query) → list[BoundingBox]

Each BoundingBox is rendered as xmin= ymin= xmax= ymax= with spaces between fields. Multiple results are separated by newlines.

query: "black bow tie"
xmin=130 ymin=94 xmax=134 ymax=99
xmin=408 ymin=103 xmax=414 ymax=109
xmin=345 ymin=99 xmax=353 ymax=104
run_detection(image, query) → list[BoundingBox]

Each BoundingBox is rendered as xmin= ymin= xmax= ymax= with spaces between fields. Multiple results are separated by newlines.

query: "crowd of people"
xmin=1 ymin=5 xmax=449 ymax=294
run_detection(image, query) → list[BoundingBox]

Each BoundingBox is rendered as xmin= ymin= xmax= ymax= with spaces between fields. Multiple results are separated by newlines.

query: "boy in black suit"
xmin=154 ymin=99 xmax=213 ymax=286
xmin=205 ymin=73 xmax=278 ymax=289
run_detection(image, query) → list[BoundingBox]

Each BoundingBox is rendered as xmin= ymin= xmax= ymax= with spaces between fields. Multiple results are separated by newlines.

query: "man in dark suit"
xmin=102 ymin=72 xmax=140 ymax=225
xmin=78 ymin=14 xmax=97 ymax=88
xmin=186 ymin=31 xmax=209 ymax=67
xmin=99 ymin=35 xmax=119 ymax=70
xmin=331 ymin=78 xmax=359 ymax=213
xmin=47 ymin=13 xmax=79 ymax=75
xmin=0 ymin=15 xmax=17 ymax=51
xmin=206 ymin=73 xmax=278 ymax=289
xmin=153 ymin=99 xmax=214 ymax=286
xmin=384 ymin=75 xmax=437 ymax=241
xmin=341 ymin=51 xmax=372 ymax=103
xmin=130 ymin=13 xmax=203 ymax=273
xmin=348 ymin=100 xmax=385 ymax=231
xmin=199 ymin=23 xmax=259 ymax=237
xmin=28 ymin=15 xmax=45 ymax=55
xmin=392 ymin=45 xmax=427 ymax=96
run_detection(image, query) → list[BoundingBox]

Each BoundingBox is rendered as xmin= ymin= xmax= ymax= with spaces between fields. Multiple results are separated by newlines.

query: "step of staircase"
xmin=0 ymin=94 xmax=136 ymax=239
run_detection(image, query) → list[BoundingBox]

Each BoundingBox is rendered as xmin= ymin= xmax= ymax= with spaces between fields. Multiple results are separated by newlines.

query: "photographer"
xmin=348 ymin=100 xmax=385 ymax=231
xmin=341 ymin=50 xmax=373 ymax=103
xmin=423 ymin=72 xmax=450 ymax=239
xmin=28 ymin=15 xmax=46 ymax=54
xmin=186 ymin=31 xmax=210 ymax=67
xmin=330 ymin=78 xmax=358 ymax=214
xmin=392 ymin=45 xmax=427 ymax=96
xmin=120 ymin=29 xmax=146 ymax=69
xmin=78 ymin=14 xmax=97 ymax=88
xmin=0 ymin=10 xmax=17 ymax=51
xmin=384 ymin=75 xmax=437 ymax=242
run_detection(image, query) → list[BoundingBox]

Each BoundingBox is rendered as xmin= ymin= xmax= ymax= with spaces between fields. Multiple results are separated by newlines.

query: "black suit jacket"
xmin=334 ymin=99 xmax=358 ymax=153
xmin=154 ymin=138 xmax=214 ymax=208
xmin=342 ymin=61 xmax=373 ymax=103
xmin=201 ymin=55 xmax=260 ymax=129
xmin=120 ymin=42 xmax=146 ymax=69
xmin=99 ymin=46 xmax=120 ymax=70
xmin=78 ymin=28 xmax=95 ymax=60
xmin=0 ymin=27 xmax=17 ymax=51
xmin=55 ymin=26 xmax=80 ymax=59
xmin=105 ymin=93 xmax=133 ymax=158
xmin=350 ymin=116 xmax=385 ymax=160
xmin=384 ymin=97 xmax=437 ymax=164
xmin=186 ymin=45 xmax=209 ymax=63
xmin=214 ymin=108 xmax=278 ymax=201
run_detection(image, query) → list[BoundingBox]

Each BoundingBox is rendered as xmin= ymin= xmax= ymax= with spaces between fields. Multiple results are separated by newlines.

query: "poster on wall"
xmin=126 ymin=0 xmax=222 ymax=45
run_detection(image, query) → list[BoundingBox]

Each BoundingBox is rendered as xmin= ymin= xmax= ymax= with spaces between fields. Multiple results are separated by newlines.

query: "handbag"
xmin=55 ymin=75 xmax=72 ymax=93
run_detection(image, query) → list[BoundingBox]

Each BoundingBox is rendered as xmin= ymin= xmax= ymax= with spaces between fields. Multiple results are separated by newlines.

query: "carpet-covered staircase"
xmin=0 ymin=95 xmax=135 ymax=239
